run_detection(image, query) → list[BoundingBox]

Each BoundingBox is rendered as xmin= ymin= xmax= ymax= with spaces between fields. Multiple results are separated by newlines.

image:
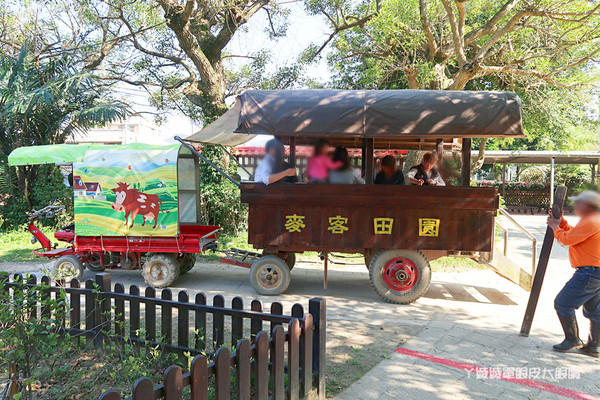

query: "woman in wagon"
xmin=328 ymin=147 xmax=365 ymax=184
xmin=306 ymin=139 xmax=343 ymax=183
xmin=374 ymin=155 xmax=405 ymax=185
xmin=406 ymin=151 xmax=445 ymax=186
xmin=254 ymin=138 xmax=297 ymax=184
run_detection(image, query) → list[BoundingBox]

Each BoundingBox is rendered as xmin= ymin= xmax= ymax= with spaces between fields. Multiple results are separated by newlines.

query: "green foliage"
xmin=0 ymin=43 xmax=125 ymax=229
xmin=312 ymin=0 xmax=600 ymax=152
xmin=199 ymin=182 xmax=248 ymax=235
xmin=0 ymin=275 xmax=66 ymax=398
xmin=196 ymin=145 xmax=248 ymax=234
xmin=478 ymin=181 xmax=550 ymax=191
xmin=0 ymin=45 xmax=125 ymax=155
xmin=0 ymin=165 xmax=72 ymax=230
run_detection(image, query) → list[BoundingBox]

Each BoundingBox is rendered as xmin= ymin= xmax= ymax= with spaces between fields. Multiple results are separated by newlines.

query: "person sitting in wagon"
xmin=254 ymin=138 xmax=297 ymax=184
xmin=306 ymin=139 xmax=343 ymax=183
xmin=329 ymin=147 xmax=365 ymax=184
xmin=407 ymin=152 xmax=445 ymax=186
xmin=374 ymin=155 xmax=405 ymax=185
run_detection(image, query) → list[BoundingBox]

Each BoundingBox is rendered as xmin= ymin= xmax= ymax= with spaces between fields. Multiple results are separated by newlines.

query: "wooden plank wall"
xmin=243 ymin=184 xmax=499 ymax=253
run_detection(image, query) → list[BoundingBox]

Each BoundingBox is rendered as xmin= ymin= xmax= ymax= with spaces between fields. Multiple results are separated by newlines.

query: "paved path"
xmin=336 ymin=215 xmax=600 ymax=400
xmin=3 ymin=215 xmax=599 ymax=399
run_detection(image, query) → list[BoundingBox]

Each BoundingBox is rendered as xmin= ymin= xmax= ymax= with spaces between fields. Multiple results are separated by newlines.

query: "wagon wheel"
xmin=369 ymin=250 xmax=431 ymax=304
xmin=284 ymin=252 xmax=296 ymax=270
xmin=86 ymin=252 xmax=109 ymax=272
xmin=250 ymin=255 xmax=291 ymax=295
xmin=119 ymin=252 xmax=139 ymax=270
xmin=142 ymin=254 xmax=180 ymax=288
xmin=53 ymin=255 xmax=84 ymax=281
xmin=262 ymin=251 xmax=296 ymax=270
xmin=177 ymin=253 xmax=196 ymax=274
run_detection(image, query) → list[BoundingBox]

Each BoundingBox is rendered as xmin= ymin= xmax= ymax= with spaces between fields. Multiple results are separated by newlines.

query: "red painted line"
xmin=394 ymin=347 xmax=600 ymax=400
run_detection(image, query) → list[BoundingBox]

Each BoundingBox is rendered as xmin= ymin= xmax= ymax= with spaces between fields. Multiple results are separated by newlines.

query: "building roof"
xmin=476 ymin=151 xmax=600 ymax=165
xmin=73 ymin=175 xmax=86 ymax=190
xmin=85 ymin=182 xmax=101 ymax=192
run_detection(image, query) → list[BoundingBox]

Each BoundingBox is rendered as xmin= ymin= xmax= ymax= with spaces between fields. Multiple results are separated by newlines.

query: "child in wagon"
xmin=306 ymin=139 xmax=343 ymax=183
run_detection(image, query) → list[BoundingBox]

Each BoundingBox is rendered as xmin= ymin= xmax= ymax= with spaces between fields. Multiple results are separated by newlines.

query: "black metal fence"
xmin=1 ymin=272 xmax=326 ymax=400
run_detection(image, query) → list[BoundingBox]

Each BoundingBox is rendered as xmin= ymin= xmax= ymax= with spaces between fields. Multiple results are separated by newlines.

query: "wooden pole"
xmin=502 ymin=164 xmax=506 ymax=199
xmin=364 ymin=138 xmax=375 ymax=184
xmin=361 ymin=140 xmax=367 ymax=178
xmin=520 ymin=185 xmax=567 ymax=336
xmin=436 ymin=138 xmax=444 ymax=158
xmin=550 ymin=157 xmax=555 ymax=206
xmin=289 ymin=137 xmax=296 ymax=167
xmin=461 ymin=138 xmax=472 ymax=187
xmin=323 ymin=253 xmax=328 ymax=290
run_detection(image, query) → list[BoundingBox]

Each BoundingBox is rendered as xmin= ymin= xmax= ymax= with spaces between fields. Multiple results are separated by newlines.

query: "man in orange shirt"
xmin=548 ymin=190 xmax=600 ymax=357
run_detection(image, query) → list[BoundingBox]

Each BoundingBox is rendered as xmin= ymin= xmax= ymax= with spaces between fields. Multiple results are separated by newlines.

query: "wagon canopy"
xmin=8 ymin=143 xmax=178 ymax=166
xmin=185 ymin=89 xmax=524 ymax=147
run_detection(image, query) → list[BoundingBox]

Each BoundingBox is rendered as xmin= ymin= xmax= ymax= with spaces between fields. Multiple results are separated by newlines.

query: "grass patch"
xmin=430 ymin=256 xmax=485 ymax=272
xmin=0 ymin=228 xmax=55 ymax=263
xmin=27 ymin=342 xmax=179 ymax=399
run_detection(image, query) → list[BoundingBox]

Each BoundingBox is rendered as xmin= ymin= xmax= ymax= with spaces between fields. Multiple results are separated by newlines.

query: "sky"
xmin=126 ymin=2 xmax=333 ymax=147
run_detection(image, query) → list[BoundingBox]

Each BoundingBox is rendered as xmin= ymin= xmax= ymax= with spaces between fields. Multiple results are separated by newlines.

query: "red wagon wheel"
xmin=369 ymin=250 xmax=431 ymax=304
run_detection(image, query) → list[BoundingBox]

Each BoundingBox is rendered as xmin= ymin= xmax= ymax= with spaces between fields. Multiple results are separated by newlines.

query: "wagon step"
xmin=219 ymin=248 xmax=262 ymax=269
xmin=475 ymin=253 xmax=533 ymax=291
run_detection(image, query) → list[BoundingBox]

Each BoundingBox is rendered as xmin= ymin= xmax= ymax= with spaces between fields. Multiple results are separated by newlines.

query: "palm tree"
xmin=0 ymin=44 xmax=126 ymax=207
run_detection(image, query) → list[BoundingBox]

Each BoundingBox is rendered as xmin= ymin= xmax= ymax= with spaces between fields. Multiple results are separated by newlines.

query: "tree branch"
xmin=440 ymin=0 xmax=467 ymax=67
xmin=419 ymin=0 xmax=437 ymax=59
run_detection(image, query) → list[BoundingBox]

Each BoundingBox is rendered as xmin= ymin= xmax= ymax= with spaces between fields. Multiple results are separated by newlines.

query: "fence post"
xmin=271 ymin=325 xmax=285 ymax=400
xmin=164 ymin=365 xmax=183 ymax=399
xmin=190 ymin=355 xmax=209 ymax=400
xmin=94 ymin=273 xmax=111 ymax=349
xmin=215 ymin=347 xmax=231 ymax=399
xmin=309 ymin=298 xmax=326 ymax=400
xmin=288 ymin=319 xmax=300 ymax=400
xmin=98 ymin=390 xmax=121 ymax=400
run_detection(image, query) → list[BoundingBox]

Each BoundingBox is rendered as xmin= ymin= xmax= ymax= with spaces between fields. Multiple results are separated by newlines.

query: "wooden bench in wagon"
xmin=178 ymin=89 xmax=525 ymax=304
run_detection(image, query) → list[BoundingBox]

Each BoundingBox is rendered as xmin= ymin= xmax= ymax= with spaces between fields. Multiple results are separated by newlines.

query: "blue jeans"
xmin=554 ymin=267 xmax=600 ymax=322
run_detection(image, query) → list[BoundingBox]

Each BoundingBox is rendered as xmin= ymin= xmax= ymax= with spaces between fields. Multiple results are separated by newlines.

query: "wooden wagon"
xmin=181 ymin=89 xmax=525 ymax=303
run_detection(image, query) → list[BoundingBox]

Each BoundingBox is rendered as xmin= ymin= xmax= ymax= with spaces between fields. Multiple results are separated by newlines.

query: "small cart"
xmin=8 ymin=143 xmax=219 ymax=287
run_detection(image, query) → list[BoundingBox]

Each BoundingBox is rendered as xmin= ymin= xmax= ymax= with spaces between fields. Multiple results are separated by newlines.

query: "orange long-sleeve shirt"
xmin=554 ymin=212 xmax=600 ymax=268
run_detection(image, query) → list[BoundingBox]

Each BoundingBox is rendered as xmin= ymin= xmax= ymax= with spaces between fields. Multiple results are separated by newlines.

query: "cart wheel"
xmin=250 ymin=255 xmax=291 ymax=296
xmin=369 ymin=250 xmax=431 ymax=304
xmin=119 ymin=253 xmax=139 ymax=270
xmin=178 ymin=254 xmax=196 ymax=274
xmin=86 ymin=252 xmax=108 ymax=271
xmin=142 ymin=254 xmax=180 ymax=288
xmin=53 ymin=255 xmax=84 ymax=281
xmin=262 ymin=251 xmax=296 ymax=270
xmin=285 ymin=252 xmax=296 ymax=270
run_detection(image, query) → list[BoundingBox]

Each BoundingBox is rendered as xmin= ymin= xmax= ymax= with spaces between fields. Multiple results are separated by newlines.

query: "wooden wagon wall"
xmin=242 ymin=184 xmax=499 ymax=254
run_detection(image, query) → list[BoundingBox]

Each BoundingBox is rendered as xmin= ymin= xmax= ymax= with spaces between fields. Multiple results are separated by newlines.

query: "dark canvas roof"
xmin=186 ymin=89 xmax=523 ymax=147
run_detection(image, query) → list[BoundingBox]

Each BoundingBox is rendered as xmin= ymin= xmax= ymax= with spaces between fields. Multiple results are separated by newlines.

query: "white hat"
xmin=569 ymin=190 xmax=600 ymax=209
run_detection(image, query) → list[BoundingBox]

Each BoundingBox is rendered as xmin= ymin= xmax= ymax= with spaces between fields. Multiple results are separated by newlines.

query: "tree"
xmin=0 ymin=0 xmax=295 ymax=232
xmin=0 ymin=44 xmax=125 ymax=218
xmin=306 ymin=0 xmax=600 ymax=173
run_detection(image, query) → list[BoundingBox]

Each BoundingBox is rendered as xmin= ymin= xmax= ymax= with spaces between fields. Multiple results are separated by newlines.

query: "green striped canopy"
xmin=8 ymin=143 xmax=179 ymax=166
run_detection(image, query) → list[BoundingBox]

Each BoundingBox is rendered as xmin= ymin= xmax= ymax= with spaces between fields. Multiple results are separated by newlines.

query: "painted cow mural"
xmin=111 ymin=182 xmax=163 ymax=228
